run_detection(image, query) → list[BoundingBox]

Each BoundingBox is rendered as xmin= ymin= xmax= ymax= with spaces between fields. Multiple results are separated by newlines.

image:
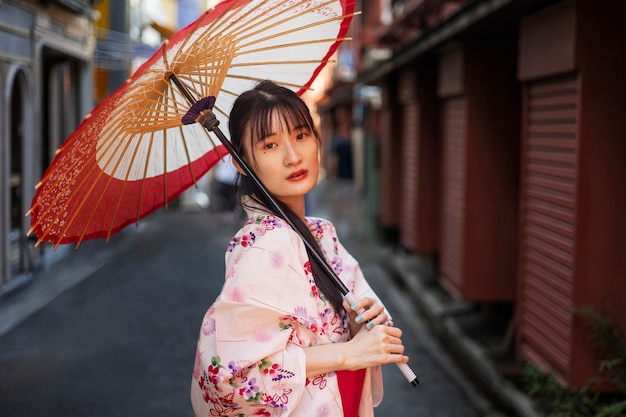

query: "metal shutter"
xmin=439 ymin=97 xmax=467 ymax=299
xmin=400 ymin=103 xmax=420 ymax=250
xmin=379 ymin=108 xmax=395 ymax=225
xmin=518 ymin=75 xmax=578 ymax=379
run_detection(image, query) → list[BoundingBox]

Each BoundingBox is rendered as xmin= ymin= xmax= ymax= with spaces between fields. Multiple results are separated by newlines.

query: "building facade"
xmin=321 ymin=0 xmax=626 ymax=391
xmin=0 ymin=0 xmax=96 ymax=290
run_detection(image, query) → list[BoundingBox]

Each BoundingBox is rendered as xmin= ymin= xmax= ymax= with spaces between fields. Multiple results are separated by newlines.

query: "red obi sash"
xmin=336 ymin=369 xmax=366 ymax=417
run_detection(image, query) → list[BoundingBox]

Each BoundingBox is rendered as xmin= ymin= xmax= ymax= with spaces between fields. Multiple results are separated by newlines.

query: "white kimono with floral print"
xmin=191 ymin=208 xmax=385 ymax=417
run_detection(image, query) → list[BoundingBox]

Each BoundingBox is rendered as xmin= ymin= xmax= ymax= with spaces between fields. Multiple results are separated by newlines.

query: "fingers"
xmin=348 ymin=297 xmax=376 ymax=313
xmin=371 ymin=326 xmax=410 ymax=364
xmin=381 ymin=328 xmax=409 ymax=363
xmin=348 ymin=298 xmax=390 ymax=329
xmin=348 ymin=323 xmax=410 ymax=367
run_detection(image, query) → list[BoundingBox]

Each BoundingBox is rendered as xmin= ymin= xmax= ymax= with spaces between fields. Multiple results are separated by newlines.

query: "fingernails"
xmin=355 ymin=316 xmax=363 ymax=323
xmin=367 ymin=322 xmax=374 ymax=329
xmin=351 ymin=303 xmax=357 ymax=310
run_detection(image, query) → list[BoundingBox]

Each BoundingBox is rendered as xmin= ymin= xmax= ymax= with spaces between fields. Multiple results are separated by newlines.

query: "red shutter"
xmin=439 ymin=97 xmax=467 ymax=299
xmin=518 ymin=75 xmax=578 ymax=381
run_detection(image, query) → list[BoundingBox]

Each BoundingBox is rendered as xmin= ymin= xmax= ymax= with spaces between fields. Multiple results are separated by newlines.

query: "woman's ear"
xmin=231 ymin=157 xmax=247 ymax=176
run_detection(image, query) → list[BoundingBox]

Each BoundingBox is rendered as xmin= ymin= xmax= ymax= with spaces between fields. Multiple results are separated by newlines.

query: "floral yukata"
xmin=191 ymin=207 xmax=385 ymax=417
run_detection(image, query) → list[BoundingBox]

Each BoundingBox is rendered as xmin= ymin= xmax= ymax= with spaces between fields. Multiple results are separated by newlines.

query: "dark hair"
xmin=228 ymin=80 xmax=345 ymax=314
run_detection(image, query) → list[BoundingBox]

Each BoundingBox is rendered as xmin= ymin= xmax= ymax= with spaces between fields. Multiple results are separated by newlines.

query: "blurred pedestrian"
xmin=212 ymin=154 xmax=238 ymax=212
xmin=332 ymin=134 xmax=353 ymax=182
xmin=190 ymin=80 xmax=409 ymax=417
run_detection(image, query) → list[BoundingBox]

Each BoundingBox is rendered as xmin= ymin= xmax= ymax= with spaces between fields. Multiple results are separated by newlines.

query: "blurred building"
xmin=319 ymin=0 xmax=626 ymax=393
xmin=0 ymin=0 xmax=97 ymax=291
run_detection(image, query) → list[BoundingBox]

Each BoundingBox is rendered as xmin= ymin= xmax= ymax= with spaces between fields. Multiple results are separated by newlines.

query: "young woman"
xmin=191 ymin=80 xmax=409 ymax=417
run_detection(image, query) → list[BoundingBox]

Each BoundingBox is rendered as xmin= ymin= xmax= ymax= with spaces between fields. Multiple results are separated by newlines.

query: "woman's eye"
xmin=263 ymin=142 xmax=277 ymax=150
xmin=296 ymin=132 xmax=308 ymax=141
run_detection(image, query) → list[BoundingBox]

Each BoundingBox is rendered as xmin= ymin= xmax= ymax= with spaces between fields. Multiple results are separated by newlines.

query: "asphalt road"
xmin=0 ymin=188 xmax=488 ymax=416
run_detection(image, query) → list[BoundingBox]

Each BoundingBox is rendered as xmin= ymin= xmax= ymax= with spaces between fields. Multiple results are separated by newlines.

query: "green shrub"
xmin=520 ymin=305 xmax=626 ymax=417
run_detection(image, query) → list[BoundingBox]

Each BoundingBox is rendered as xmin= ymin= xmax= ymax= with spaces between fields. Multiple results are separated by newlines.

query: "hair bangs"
xmin=247 ymin=96 xmax=318 ymax=146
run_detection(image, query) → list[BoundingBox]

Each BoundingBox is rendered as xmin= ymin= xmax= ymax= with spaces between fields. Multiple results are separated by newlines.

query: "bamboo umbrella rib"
xmin=178 ymin=124 xmax=198 ymax=188
xmin=174 ymin=0 xmax=246 ymax=60
xmin=124 ymin=92 xmax=186 ymax=117
xmin=221 ymin=75 xmax=307 ymax=91
xmin=162 ymin=116 xmax=168 ymax=210
xmin=190 ymin=42 xmax=207 ymax=99
xmin=129 ymin=85 xmax=188 ymax=114
xmin=222 ymin=0 xmax=321 ymax=45
xmin=236 ymin=13 xmax=357 ymax=51
xmin=137 ymin=129 xmax=156 ymax=226
xmin=209 ymin=74 xmax=314 ymax=120
xmin=214 ymin=46 xmax=236 ymax=98
xmin=168 ymin=79 xmax=200 ymax=189
xmin=238 ymin=37 xmax=350 ymax=56
xmin=61 ymin=125 xmax=138 ymax=246
xmin=227 ymin=0 xmax=342 ymax=48
xmin=77 ymin=127 xmax=141 ymax=246
xmin=186 ymin=0 xmax=268 ymax=58
xmin=107 ymin=130 xmax=147 ymax=241
xmin=106 ymin=170 xmax=131 ymax=243
xmin=229 ymin=59 xmax=333 ymax=68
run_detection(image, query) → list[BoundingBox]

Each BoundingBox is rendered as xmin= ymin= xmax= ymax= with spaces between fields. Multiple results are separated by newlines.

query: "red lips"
xmin=287 ymin=170 xmax=308 ymax=181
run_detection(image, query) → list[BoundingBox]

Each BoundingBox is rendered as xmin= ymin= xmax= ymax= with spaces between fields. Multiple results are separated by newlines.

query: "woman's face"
xmin=243 ymin=111 xmax=319 ymax=211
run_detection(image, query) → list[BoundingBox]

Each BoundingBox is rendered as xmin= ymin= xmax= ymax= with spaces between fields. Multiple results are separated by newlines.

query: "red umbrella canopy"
xmin=28 ymin=0 xmax=356 ymax=248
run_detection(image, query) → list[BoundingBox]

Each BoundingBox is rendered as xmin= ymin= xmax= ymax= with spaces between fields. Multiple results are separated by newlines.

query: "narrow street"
xmin=0 ymin=180 xmax=493 ymax=416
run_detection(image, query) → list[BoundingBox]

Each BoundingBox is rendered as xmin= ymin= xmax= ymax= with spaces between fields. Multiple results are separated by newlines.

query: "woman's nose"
xmin=283 ymin=141 xmax=302 ymax=166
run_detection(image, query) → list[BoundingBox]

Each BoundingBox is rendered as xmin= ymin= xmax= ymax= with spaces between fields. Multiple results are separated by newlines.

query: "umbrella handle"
xmin=193 ymin=105 xmax=419 ymax=387
xmin=343 ymin=292 xmax=420 ymax=387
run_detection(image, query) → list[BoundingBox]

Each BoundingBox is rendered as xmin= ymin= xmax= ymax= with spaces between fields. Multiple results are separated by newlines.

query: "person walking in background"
xmin=330 ymin=116 xmax=359 ymax=238
xmin=212 ymin=154 xmax=238 ymax=213
xmin=332 ymin=133 xmax=354 ymax=182
xmin=190 ymin=80 xmax=409 ymax=417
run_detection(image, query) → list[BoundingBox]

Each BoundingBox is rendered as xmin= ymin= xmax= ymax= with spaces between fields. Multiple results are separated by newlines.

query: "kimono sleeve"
xmin=193 ymin=227 xmax=318 ymax=416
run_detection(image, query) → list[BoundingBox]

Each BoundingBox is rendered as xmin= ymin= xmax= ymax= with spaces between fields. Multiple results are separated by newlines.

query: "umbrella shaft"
xmin=169 ymin=73 xmax=197 ymax=105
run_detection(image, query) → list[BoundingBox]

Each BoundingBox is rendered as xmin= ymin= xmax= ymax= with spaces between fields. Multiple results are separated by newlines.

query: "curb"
xmin=380 ymin=247 xmax=542 ymax=417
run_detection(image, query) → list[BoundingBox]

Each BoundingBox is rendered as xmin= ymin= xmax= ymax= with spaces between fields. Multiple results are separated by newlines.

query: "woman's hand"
xmin=343 ymin=297 xmax=393 ymax=337
xmin=344 ymin=320 xmax=408 ymax=370
xmin=304 ymin=297 xmax=408 ymax=377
